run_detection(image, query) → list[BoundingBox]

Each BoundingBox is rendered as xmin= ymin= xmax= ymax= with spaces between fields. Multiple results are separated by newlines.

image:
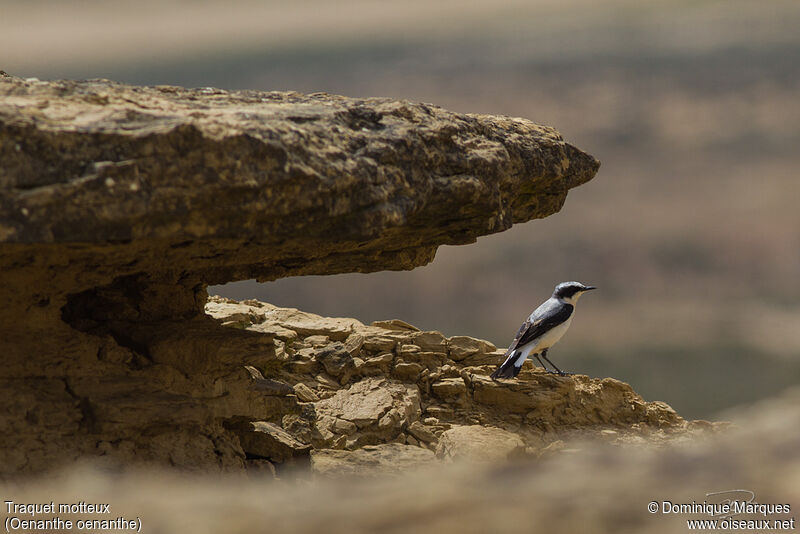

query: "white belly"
xmin=523 ymin=315 xmax=573 ymax=353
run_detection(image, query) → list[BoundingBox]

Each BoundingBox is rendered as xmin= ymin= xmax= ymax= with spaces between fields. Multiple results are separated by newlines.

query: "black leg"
xmin=532 ymin=353 xmax=548 ymax=371
xmin=541 ymin=349 xmax=572 ymax=376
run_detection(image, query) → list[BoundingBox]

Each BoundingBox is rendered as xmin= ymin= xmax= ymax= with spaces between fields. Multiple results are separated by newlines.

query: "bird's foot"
xmin=547 ymin=370 xmax=574 ymax=376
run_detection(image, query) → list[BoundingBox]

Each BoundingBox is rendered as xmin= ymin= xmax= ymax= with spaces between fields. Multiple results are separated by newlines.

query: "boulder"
xmin=314 ymin=378 xmax=421 ymax=446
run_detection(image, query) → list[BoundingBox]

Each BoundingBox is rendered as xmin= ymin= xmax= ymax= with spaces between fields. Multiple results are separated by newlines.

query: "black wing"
xmin=503 ymin=303 xmax=573 ymax=357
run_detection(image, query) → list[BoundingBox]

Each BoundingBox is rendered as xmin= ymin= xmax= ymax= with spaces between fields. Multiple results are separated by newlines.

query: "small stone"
xmin=363 ymin=336 xmax=396 ymax=352
xmin=332 ymin=418 xmax=357 ymax=435
xmin=314 ymin=374 xmax=341 ymax=390
xmin=393 ymin=362 xmax=423 ymax=381
xmin=273 ymin=339 xmax=289 ymax=361
xmin=288 ymin=359 xmax=318 ymax=374
xmin=406 ymin=435 xmax=419 ymax=446
xmin=344 ymin=333 xmax=365 ymax=356
xmin=248 ymin=322 xmax=298 ymax=341
xmin=232 ymin=421 xmax=310 ymax=463
xmin=407 ymin=421 xmax=437 ymax=444
xmin=315 ymin=342 xmax=356 ymax=383
xmin=304 ymin=335 xmax=330 ymax=347
xmin=431 ymin=378 xmax=467 ymax=400
xmin=293 ymin=383 xmax=319 ymax=403
xmin=378 ymin=409 xmax=400 ymax=431
xmin=424 ymin=405 xmax=454 ymax=419
xmin=282 ymin=414 xmax=313 ymax=443
xmin=411 ymin=331 xmax=447 ymax=352
xmin=365 ymin=353 xmax=394 ymax=366
xmin=371 ymin=319 xmax=420 ymax=332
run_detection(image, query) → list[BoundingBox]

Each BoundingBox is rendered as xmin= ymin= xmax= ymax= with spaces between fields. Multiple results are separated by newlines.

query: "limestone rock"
xmin=230 ymin=421 xmax=311 ymax=464
xmin=0 ymin=75 xmax=602 ymax=473
xmin=431 ymin=378 xmax=468 ymax=402
xmin=262 ymin=308 xmax=363 ymax=342
xmin=460 ymin=348 xmax=507 ymax=366
xmin=447 ymin=336 xmax=497 ymax=361
xmin=407 ymin=421 xmax=438 ymax=444
xmin=293 ymin=383 xmax=320 ymax=403
xmin=371 ymin=320 xmax=420 ymax=332
xmin=315 ymin=378 xmax=421 ymax=445
xmin=470 ymin=374 xmax=682 ymax=428
xmin=411 ymin=331 xmax=447 ymax=352
xmin=392 ymin=362 xmax=424 ymax=381
xmin=311 ymin=444 xmax=435 ymax=477
xmin=315 ymin=342 xmax=356 ymax=384
xmin=343 ymin=333 xmax=365 ymax=356
xmin=436 ymin=425 xmax=525 ymax=462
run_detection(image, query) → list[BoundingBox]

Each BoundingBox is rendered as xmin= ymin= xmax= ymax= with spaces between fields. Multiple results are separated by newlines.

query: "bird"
xmin=490 ymin=281 xmax=596 ymax=379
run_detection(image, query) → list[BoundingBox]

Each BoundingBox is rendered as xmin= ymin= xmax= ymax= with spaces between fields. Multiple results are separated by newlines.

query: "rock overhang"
xmin=0 ymin=73 xmax=602 ymax=475
xmin=0 ymin=74 xmax=599 ymax=299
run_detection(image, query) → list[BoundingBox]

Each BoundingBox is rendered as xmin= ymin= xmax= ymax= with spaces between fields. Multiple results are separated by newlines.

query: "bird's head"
xmin=553 ymin=281 xmax=596 ymax=303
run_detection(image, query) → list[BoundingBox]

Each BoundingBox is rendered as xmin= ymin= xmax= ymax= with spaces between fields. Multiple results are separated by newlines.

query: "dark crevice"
xmin=62 ymin=378 xmax=100 ymax=434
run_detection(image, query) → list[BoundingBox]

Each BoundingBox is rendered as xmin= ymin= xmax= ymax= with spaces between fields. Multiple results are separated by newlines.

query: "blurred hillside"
xmin=4 ymin=0 xmax=799 ymax=418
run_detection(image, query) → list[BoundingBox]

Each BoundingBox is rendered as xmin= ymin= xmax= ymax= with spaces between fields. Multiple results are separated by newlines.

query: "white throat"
xmin=560 ymin=292 xmax=584 ymax=305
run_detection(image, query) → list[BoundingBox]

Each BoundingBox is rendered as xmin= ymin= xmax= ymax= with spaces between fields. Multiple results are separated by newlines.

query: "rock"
xmin=310 ymin=444 xmax=435 ymax=477
xmin=411 ymin=332 xmax=447 ymax=352
xmin=314 ymin=374 xmax=341 ymax=390
xmin=431 ymin=378 xmax=468 ymax=402
xmin=359 ymin=353 xmax=395 ymax=376
xmin=331 ymin=418 xmax=358 ymax=436
xmin=262 ymin=308 xmax=363 ymax=342
xmin=304 ymin=335 xmax=331 ymax=347
xmin=247 ymin=322 xmax=298 ymax=342
xmin=392 ymin=362 xmax=424 ymax=381
xmin=460 ymin=348 xmax=507 ymax=366
xmin=362 ymin=336 xmax=397 ymax=352
xmin=0 ymin=75 xmax=601 ymax=473
xmin=447 ymin=336 xmax=496 ymax=361
xmin=315 ymin=343 xmax=356 ymax=383
xmin=470 ymin=374 xmax=683 ymax=428
xmin=343 ymin=333 xmax=365 ymax=356
xmin=407 ymin=421 xmax=438 ymax=444
xmin=293 ymin=383 xmax=320 ymax=403
xmin=436 ymin=425 xmax=525 ymax=463
xmin=315 ymin=378 xmax=421 ymax=443
xmin=231 ymin=421 xmax=311 ymax=464
xmin=399 ymin=351 xmax=448 ymax=370
xmin=371 ymin=320 xmax=420 ymax=332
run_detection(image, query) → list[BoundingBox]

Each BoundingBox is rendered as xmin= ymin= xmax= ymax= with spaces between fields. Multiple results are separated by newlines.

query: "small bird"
xmin=491 ymin=281 xmax=596 ymax=379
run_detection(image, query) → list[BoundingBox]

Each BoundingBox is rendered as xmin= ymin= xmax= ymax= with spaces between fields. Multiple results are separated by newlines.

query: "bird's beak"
xmin=583 ymin=286 xmax=597 ymax=291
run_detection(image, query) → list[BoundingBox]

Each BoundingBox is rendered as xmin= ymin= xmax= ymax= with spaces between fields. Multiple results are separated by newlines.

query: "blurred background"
xmin=4 ymin=0 xmax=799 ymax=419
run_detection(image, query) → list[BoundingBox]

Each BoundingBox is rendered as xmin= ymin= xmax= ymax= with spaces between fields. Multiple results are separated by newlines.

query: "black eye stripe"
xmin=555 ymin=284 xmax=586 ymax=298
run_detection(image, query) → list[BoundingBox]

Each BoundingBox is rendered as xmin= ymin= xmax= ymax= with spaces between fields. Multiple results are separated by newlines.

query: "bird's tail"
xmin=490 ymin=351 xmax=523 ymax=380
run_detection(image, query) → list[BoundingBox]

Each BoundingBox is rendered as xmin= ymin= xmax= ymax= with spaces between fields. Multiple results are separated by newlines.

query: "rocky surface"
xmin=202 ymin=296 xmax=714 ymax=476
xmin=2 ymin=388 xmax=794 ymax=534
xmin=0 ymin=74 xmax=602 ymax=474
